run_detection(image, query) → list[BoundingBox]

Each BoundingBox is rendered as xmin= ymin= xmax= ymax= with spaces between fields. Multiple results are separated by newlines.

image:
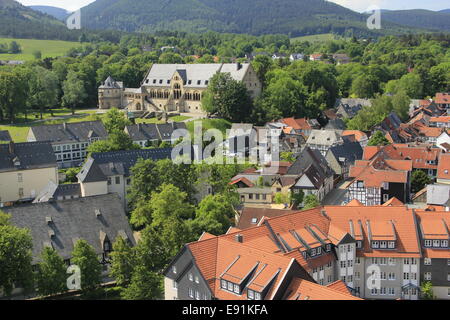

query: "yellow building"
xmin=99 ymin=63 xmax=262 ymax=117
xmin=0 ymin=142 xmax=58 ymax=206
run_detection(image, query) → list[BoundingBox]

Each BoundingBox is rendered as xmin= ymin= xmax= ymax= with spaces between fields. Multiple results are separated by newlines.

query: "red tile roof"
xmin=230 ymin=177 xmax=255 ymax=187
xmin=284 ymin=278 xmax=361 ymax=300
xmin=434 ymin=93 xmax=450 ymax=105
xmin=430 ymin=116 xmax=450 ymax=124
xmin=349 ymin=165 xmax=408 ymax=187
xmin=280 ymin=118 xmax=312 ymax=131
xmin=382 ymin=197 xmax=404 ymax=206
xmin=342 ymin=130 xmax=367 ymax=143
xmin=437 ymin=154 xmax=450 ymax=180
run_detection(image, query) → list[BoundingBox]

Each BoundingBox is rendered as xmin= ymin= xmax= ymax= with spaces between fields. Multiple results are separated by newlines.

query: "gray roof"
xmin=29 ymin=121 xmax=108 ymax=144
xmin=0 ymin=130 xmax=12 ymax=141
xmin=324 ymin=119 xmax=347 ymax=130
xmin=306 ymin=130 xmax=343 ymax=146
xmin=4 ymin=194 xmax=135 ymax=263
xmin=287 ymin=147 xmax=334 ymax=178
xmin=327 ymin=141 xmax=363 ymax=164
xmin=143 ymin=63 xmax=250 ymax=89
xmin=125 ymin=122 xmax=187 ymax=142
xmin=427 ymin=184 xmax=450 ymax=206
xmin=0 ymin=141 xmax=57 ymax=173
xmin=99 ymin=76 xmax=124 ymax=89
xmin=335 ymin=98 xmax=371 ymax=118
xmin=77 ymin=148 xmax=173 ymax=183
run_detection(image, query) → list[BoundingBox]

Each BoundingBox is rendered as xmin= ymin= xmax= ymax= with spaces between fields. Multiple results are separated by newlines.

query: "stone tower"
xmin=98 ymin=76 xmax=124 ymax=110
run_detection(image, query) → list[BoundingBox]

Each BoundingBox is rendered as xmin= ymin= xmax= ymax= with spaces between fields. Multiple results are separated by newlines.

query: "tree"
xmin=280 ymin=152 xmax=296 ymax=163
xmin=0 ymin=71 xmax=28 ymax=123
xmin=303 ymin=194 xmax=320 ymax=210
xmin=201 ymin=72 xmax=253 ymax=122
xmin=87 ymin=131 xmax=140 ymax=154
xmin=8 ymin=41 xmax=21 ymax=54
xmin=109 ymin=237 xmax=135 ymax=287
xmin=368 ymin=131 xmax=390 ymax=146
xmin=291 ymin=190 xmax=305 ymax=207
xmin=71 ymin=240 xmax=102 ymax=291
xmin=62 ymin=71 xmax=88 ymax=115
xmin=103 ymin=108 xmax=131 ymax=133
xmin=411 ymin=170 xmax=431 ymax=194
xmin=120 ymin=265 xmax=162 ymax=300
xmin=64 ymin=167 xmax=81 ymax=183
xmin=0 ymin=222 xmax=34 ymax=296
xmin=351 ymin=74 xmax=379 ymax=98
xmin=27 ymin=66 xmax=60 ymax=119
xmin=0 ymin=210 xmax=10 ymax=226
xmin=36 ymin=247 xmax=67 ymax=296
xmin=421 ymin=281 xmax=435 ymax=300
xmin=251 ymin=55 xmax=273 ymax=87
xmin=191 ymin=194 xmax=235 ymax=236
xmin=274 ymin=192 xmax=291 ymax=205
xmin=32 ymin=50 xmax=42 ymax=60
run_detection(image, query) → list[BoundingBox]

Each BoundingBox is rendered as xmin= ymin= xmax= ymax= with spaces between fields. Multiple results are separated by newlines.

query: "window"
xmin=388 ymin=273 xmax=395 ymax=281
xmin=355 ymin=257 xmax=361 ymax=265
xmin=433 ymin=240 xmax=440 ymax=247
xmin=115 ymin=176 xmax=120 ymax=184
xmin=195 ymin=276 xmax=199 ymax=284
xmin=195 ymin=291 xmax=200 ymax=300
xmin=233 ymin=284 xmax=240 ymax=294
xmin=17 ymin=173 xmax=23 ymax=182
xmin=371 ymin=288 xmax=377 ymax=295
xmin=380 ymin=258 xmax=387 ymax=265
xmin=441 ymin=240 xmax=448 ymax=248
xmin=424 ymin=240 xmax=432 ymax=247
xmin=254 ymin=292 xmax=261 ymax=300
xmin=380 ymin=287 xmax=386 ymax=295
xmin=403 ymin=258 xmax=410 ymax=265
xmin=380 ymin=241 xmax=387 ymax=249
xmin=172 ymin=280 xmax=178 ymax=290
xmin=107 ymin=178 xmax=112 ymax=185
xmin=389 ymin=288 xmax=395 ymax=295
xmin=317 ymin=247 xmax=322 ymax=255
xmin=356 ymin=241 xmax=362 ymax=249
xmin=172 ymin=266 xmax=177 ymax=274
xmin=326 ymin=244 xmax=331 ymax=252
xmin=227 ymin=282 xmax=233 ymax=291
xmin=221 ymin=280 xmax=227 ymax=289
xmin=188 ymin=288 xmax=194 ymax=298
xmin=372 ymin=241 xmax=379 ymax=249
xmin=247 ymin=289 xmax=254 ymax=300
xmin=424 ymin=272 xmax=431 ymax=280
xmin=403 ymin=273 xmax=409 ymax=280
xmin=447 ymin=273 xmax=450 ymax=281
xmin=424 ymin=258 xmax=431 ymax=266
xmin=188 ymin=273 xmax=193 ymax=281
xmin=381 ymin=272 xmax=386 ymax=280
xmin=388 ymin=258 xmax=396 ymax=266
xmin=388 ymin=241 xmax=395 ymax=249
xmin=18 ymin=188 xmax=24 ymax=197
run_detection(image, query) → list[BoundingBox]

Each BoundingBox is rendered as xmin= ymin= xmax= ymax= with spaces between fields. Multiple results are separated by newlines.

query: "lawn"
xmin=135 ymin=115 xmax=191 ymax=124
xmin=0 ymin=111 xmax=104 ymax=142
xmin=0 ymin=37 xmax=79 ymax=61
xmin=186 ymin=118 xmax=232 ymax=137
xmin=290 ymin=33 xmax=339 ymax=43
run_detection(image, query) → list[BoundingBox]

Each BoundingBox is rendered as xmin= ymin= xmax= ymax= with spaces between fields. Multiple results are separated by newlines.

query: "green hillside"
xmin=380 ymin=9 xmax=450 ymax=32
xmin=80 ymin=0 xmax=423 ymax=37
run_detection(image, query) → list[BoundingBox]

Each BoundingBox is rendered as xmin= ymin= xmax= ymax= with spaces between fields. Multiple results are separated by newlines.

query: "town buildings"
xmin=27 ymin=121 xmax=108 ymax=168
xmin=0 ymin=142 xmax=58 ymax=207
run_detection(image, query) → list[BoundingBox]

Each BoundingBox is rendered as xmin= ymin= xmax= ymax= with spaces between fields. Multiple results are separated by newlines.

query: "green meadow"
xmin=0 ymin=37 xmax=78 ymax=61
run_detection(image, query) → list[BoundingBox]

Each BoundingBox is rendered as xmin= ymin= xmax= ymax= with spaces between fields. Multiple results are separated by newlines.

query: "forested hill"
xmin=0 ymin=0 xmax=125 ymax=42
xmin=380 ymin=9 xmax=450 ymax=32
xmin=28 ymin=5 xmax=70 ymax=21
xmin=80 ymin=0 xmax=422 ymax=37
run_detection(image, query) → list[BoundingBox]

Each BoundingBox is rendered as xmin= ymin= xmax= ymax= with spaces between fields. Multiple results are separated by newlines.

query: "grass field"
xmin=186 ymin=118 xmax=232 ymax=136
xmin=0 ymin=37 xmax=78 ymax=61
xmin=290 ymin=33 xmax=339 ymax=43
xmin=136 ymin=115 xmax=191 ymax=124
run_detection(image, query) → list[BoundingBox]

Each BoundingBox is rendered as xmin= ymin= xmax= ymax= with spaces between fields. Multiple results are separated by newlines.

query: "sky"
xmin=15 ymin=0 xmax=450 ymax=13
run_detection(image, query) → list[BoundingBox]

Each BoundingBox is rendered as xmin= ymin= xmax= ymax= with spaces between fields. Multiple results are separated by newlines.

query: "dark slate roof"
xmin=0 ymin=130 xmax=12 ymax=141
xmin=328 ymin=141 xmax=363 ymax=164
xmin=77 ymin=148 xmax=173 ymax=183
xmin=325 ymin=119 xmax=347 ymax=130
xmin=99 ymin=76 xmax=123 ymax=89
xmin=29 ymin=121 xmax=108 ymax=144
xmin=54 ymin=183 xmax=82 ymax=199
xmin=125 ymin=122 xmax=187 ymax=142
xmin=287 ymin=147 xmax=334 ymax=178
xmin=380 ymin=112 xmax=402 ymax=131
xmin=0 ymin=141 xmax=57 ymax=172
xmin=4 ymin=194 xmax=135 ymax=263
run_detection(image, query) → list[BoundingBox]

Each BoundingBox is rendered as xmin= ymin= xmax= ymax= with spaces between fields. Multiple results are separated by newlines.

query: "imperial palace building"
xmin=98 ymin=63 xmax=262 ymax=117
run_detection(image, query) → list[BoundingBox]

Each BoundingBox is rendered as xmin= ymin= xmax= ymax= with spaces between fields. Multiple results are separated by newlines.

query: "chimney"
xmin=237 ymin=62 xmax=242 ymax=71
xmin=235 ymin=234 xmax=243 ymax=243
xmin=137 ymin=123 xmax=141 ymax=131
xmin=8 ymin=141 xmax=14 ymax=155
xmin=63 ymin=122 xmax=67 ymax=131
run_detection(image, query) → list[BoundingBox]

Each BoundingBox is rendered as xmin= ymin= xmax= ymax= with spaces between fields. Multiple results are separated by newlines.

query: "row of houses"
xmin=165 ymin=202 xmax=450 ymax=300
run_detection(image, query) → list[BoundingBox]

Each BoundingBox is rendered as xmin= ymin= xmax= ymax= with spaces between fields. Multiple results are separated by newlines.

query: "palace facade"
xmin=98 ymin=63 xmax=262 ymax=116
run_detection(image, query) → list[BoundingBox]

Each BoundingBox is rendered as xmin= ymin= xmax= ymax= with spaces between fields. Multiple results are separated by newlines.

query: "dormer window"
xmin=172 ymin=266 xmax=177 ymax=274
xmin=372 ymin=241 xmax=379 ymax=248
xmin=356 ymin=241 xmax=362 ymax=248
xmin=425 ymin=240 xmax=432 ymax=247
xmin=380 ymin=241 xmax=387 ymax=249
xmin=433 ymin=240 xmax=440 ymax=247
xmin=317 ymin=247 xmax=322 ymax=255
xmin=326 ymin=244 xmax=331 ymax=252
xmin=388 ymin=241 xmax=395 ymax=249
xmin=442 ymin=240 xmax=448 ymax=248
